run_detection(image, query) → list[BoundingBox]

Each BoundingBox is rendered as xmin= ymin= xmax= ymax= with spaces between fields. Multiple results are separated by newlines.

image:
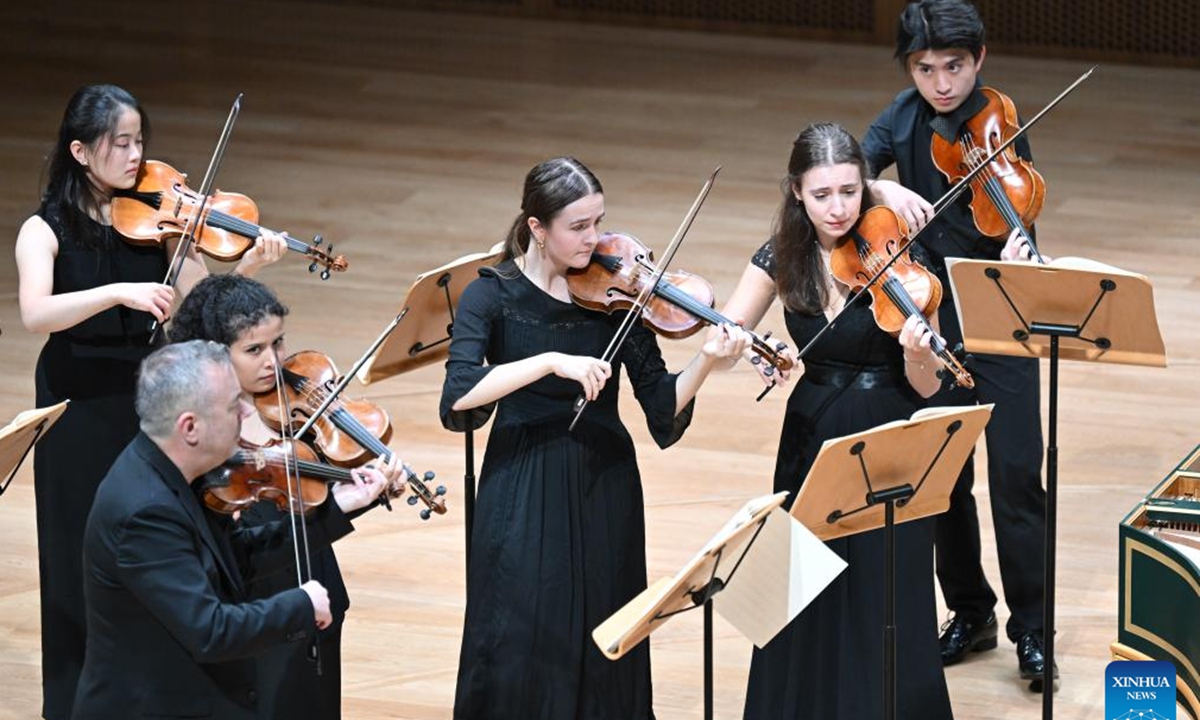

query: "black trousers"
xmin=933 ymin=296 xmax=1047 ymax=642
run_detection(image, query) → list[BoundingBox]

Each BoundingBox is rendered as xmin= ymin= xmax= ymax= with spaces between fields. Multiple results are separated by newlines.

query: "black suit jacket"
xmin=71 ymin=433 xmax=354 ymax=720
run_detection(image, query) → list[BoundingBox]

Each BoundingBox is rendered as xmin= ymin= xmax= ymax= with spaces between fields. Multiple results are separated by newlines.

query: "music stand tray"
xmin=947 ymin=256 xmax=1167 ymax=717
xmin=0 ymin=401 xmax=69 ymax=497
xmin=791 ymin=404 xmax=991 ymax=720
xmin=357 ymin=243 xmax=502 ymax=385
xmin=791 ymin=405 xmax=990 ymax=540
xmin=947 ymin=257 xmax=1165 ymax=367
xmin=593 ymin=491 xmax=845 ymax=720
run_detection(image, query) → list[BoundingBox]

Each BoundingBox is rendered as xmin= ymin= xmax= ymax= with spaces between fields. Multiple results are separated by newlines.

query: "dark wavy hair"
xmin=772 ymin=122 xmax=871 ymax=315
xmin=42 ymin=84 xmax=150 ymax=249
xmin=894 ymin=0 xmax=985 ymax=67
xmin=499 ymin=157 xmax=603 ymax=264
xmin=168 ymin=274 xmax=289 ymax=346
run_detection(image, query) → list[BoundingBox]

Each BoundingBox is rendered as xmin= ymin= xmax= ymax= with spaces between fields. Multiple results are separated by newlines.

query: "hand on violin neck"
xmin=1000 ymin=227 xmax=1051 ymax=264
xmin=233 ymin=230 xmax=289 ymax=277
xmin=699 ymin=322 xmax=752 ymax=363
xmin=332 ymin=456 xmax=393 ymax=513
xmin=898 ymin=314 xmax=939 ymax=363
xmin=868 ymin=179 xmax=934 ymax=233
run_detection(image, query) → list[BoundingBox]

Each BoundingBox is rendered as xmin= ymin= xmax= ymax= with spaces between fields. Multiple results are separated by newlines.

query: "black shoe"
xmin=939 ymin=612 xmax=998 ymax=666
xmin=1016 ymin=632 xmax=1060 ymax=692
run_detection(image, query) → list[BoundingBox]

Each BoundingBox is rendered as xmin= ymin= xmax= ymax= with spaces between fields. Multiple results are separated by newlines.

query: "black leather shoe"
xmin=939 ymin=613 xmax=998 ymax=666
xmin=1017 ymin=632 xmax=1060 ymax=692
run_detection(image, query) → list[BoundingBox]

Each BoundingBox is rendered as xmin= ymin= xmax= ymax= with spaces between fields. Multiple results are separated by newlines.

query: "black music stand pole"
xmin=947 ymin=257 xmax=1167 ymax=718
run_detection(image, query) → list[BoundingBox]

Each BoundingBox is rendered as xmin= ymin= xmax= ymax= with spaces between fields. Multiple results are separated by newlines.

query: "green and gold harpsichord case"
xmin=1114 ymin=444 xmax=1200 ymax=718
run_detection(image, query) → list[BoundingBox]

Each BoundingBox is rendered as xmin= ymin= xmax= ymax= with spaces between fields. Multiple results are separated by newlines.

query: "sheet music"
xmin=712 ymin=507 xmax=846 ymax=648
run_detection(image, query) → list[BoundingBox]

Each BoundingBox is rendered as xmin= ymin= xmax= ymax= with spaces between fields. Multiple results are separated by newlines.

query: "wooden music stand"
xmin=356 ymin=243 xmax=502 ymax=568
xmin=0 ymin=401 xmax=69 ymax=498
xmin=947 ymin=256 xmax=1167 ymax=718
xmin=593 ymin=491 xmax=845 ymax=720
xmin=791 ymin=404 xmax=991 ymax=720
xmin=358 ymin=243 xmax=503 ymax=383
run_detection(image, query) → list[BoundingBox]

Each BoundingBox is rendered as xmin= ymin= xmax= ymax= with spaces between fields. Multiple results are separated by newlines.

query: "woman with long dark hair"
xmin=14 ymin=84 xmax=283 ymax=720
xmin=441 ymin=157 xmax=750 ymax=720
xmin=719 ymin=123 xmax=953 ymax=719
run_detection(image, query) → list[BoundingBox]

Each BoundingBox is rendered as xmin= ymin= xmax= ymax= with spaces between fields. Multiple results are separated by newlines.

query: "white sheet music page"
xmin=712 ymin=507 xmax=846 ymax=648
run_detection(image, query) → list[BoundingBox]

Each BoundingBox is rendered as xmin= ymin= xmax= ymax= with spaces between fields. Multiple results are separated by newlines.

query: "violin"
xmin=931 ymin=87 xmax=1045 ymax=245
xmin=202 ymin=437 xmax=408 ymax=516
xmin=566 ymin=231 xmax=792 ymax=372
xmin=256 ymin=350 xmax=448 ymax=520
xmin=111 ymin=160 xmax=348 ymax=279
xmin=829 ymin=207 xmax=974 ymax=389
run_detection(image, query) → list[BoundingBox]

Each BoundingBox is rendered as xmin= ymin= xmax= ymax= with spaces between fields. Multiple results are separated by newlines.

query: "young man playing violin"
xmin=862 ymin=0 xmax=1056 ymax=691
xmin=71 ymin=341 xmax=390 ymax=720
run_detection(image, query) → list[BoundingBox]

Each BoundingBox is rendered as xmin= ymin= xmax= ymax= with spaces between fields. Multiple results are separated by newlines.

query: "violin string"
xmin=284 ymin=362 xmax=419 ymax=501
xmin=859 ymin=244 xmax=969 ymax=381
xmin=960 ymin=136 xmax=1029 ymax=237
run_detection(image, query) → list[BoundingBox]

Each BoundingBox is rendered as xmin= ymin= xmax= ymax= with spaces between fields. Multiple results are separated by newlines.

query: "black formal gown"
xmin=441 ymin=261 xmax=693 ymax=720
xmin=741 ymin=241 xmax=953 ymax=720
xmin=31 ymin=203 xmax=166 ymax=720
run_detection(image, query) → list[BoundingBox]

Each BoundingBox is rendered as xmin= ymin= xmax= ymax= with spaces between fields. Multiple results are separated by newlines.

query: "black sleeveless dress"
xmin=31 ymin=203 xmax=166 ymax=720
xmin=741 ymin=241 xmax=953 ymax=720
xmin=441 ymin=261 xmax=693 ymax=720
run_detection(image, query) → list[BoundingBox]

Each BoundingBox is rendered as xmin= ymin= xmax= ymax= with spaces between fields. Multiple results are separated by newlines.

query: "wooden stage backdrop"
xmin=0 ymin=2 xmax=1197 ymax=718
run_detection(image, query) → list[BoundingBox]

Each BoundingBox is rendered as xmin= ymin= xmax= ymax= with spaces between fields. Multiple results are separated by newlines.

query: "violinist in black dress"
xmin=719 ymin=123 xmax=951 ymax=720
xmin=14 ymin=84 xmax=283 ymax=720
xmin=441 ymin=157 xmax=750 ymax=720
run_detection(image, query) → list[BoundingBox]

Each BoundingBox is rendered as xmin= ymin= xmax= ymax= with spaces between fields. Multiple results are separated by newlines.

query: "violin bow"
xmin=148 ymin=94 xmax=243 ymax=343
xmin=568 ymin=166 xmax=721 ymax=432
xmin=795 ymin=66 xmax=1095 ymax=362
xmin=268 ymin=351 xmax=324 ymax=674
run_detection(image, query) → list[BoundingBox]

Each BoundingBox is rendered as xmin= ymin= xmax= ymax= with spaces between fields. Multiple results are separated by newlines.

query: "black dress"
xmin=31 ymin=203 xmax=166 ymax=720
xmin=441 ymin=261 xmax=693 ymax=720
xmin=741 ymin=241 xmax=952 ymax=720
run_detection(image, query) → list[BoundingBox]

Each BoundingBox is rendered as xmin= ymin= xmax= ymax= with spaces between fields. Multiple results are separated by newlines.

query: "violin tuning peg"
xmin=750 ymin=355 xmax=762 ymax=365
xmin=763 ymin=366 xmax=775 ymax=377
xmin=320 ymin=269 xmax=331 ymax=281
xmin=435 ymin=485 xmax=447 ymax=496
xmin=313 ymin=235 xmax=323 ymax=246
xmin=308 ymin=262 xmax=318 ymax=273
xmin=423 ymin=471 xmax=436 ymax=481
xmin=407 ymin=495 xmax=419 ymax=506
xmin=420 ymin=509 xmax=432 ymax=521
